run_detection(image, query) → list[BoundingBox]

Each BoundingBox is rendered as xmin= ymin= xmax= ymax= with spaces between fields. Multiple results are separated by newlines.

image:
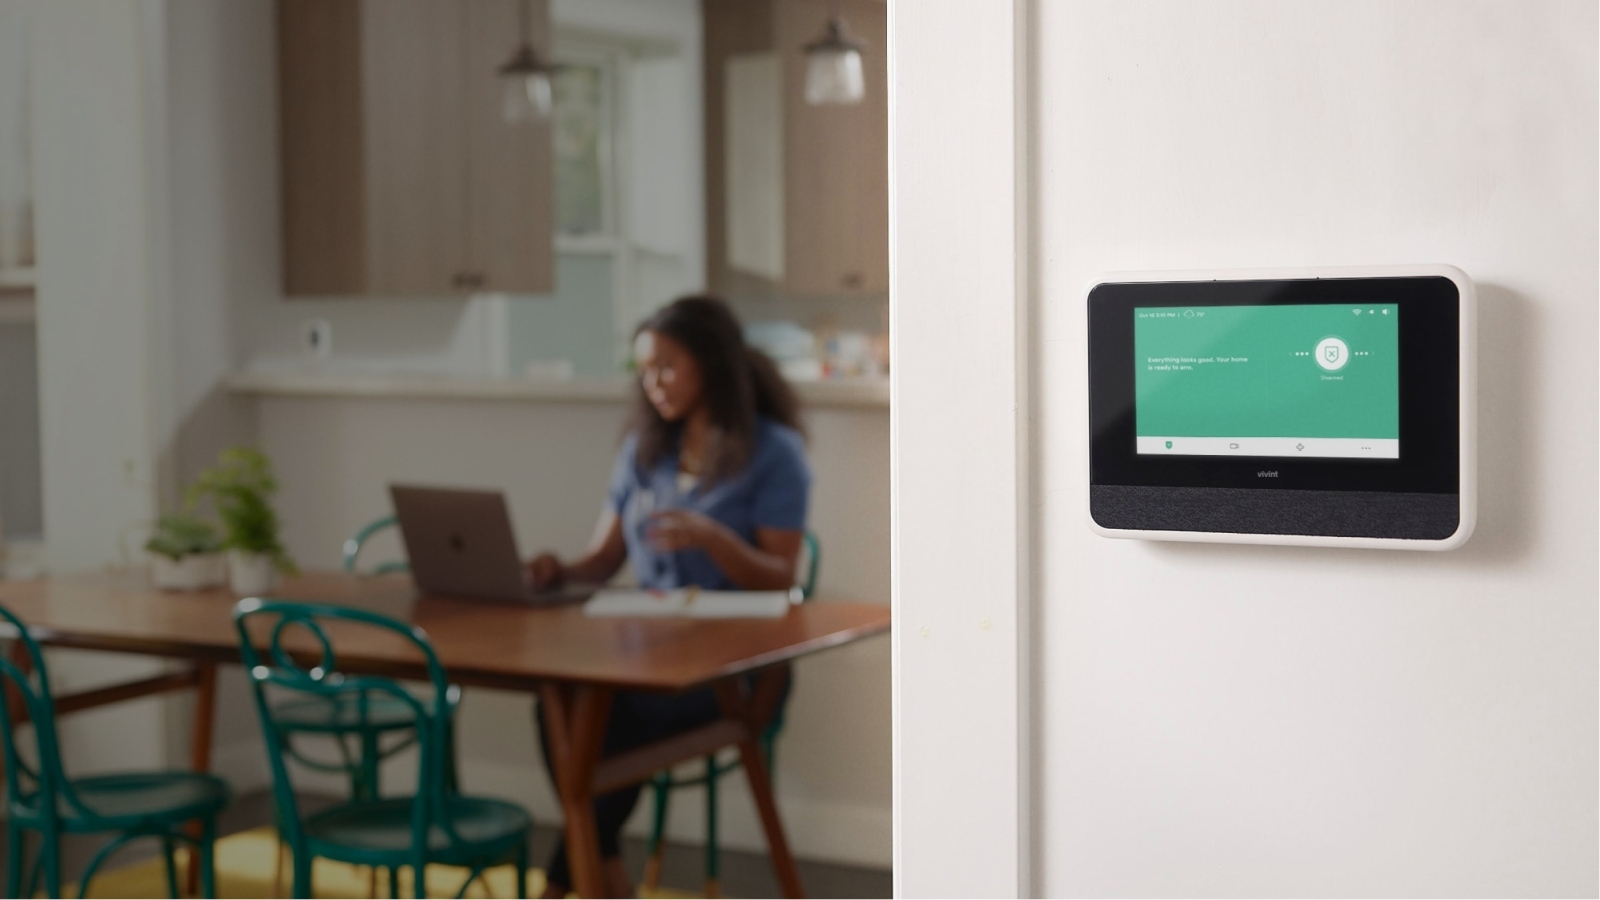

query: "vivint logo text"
xmin=1257 ymin=470 xmax=1279 ymax=478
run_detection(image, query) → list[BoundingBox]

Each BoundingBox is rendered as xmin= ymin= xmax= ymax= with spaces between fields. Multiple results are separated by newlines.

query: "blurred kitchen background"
xmin=0 ymin=0 xmax=890 ymax=891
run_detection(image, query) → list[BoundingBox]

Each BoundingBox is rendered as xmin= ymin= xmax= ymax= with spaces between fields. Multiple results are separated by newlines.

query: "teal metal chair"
xmin=268 ymin=515 xmax=456 ymax=895
xmin=640 ymin=531 xmax=820 ymax=897
xmin=271 ymin=513 xmax=439 ymax=803
xmin=236 ymin=598 xmax=531 ymax=899
xmin=343 ymin=514 xmax=409 ymax=575
xmin=336 ymin=512 xmax=455 ymax=796
xmin=0 ymin=604 xmax=229 ymax=899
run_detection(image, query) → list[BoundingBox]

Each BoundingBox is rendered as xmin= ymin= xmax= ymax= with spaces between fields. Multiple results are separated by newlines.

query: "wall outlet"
xmin=301 ymin=319 xmax=332 ymax=359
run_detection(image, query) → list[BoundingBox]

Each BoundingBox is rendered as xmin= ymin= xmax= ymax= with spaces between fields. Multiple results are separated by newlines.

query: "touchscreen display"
xmin=1134 ymin=303 xmax=1399 ymax=458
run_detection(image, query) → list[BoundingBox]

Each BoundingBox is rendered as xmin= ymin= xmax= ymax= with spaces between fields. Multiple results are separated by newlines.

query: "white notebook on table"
xmin=582 ymin=588 xmax=791 ymax=619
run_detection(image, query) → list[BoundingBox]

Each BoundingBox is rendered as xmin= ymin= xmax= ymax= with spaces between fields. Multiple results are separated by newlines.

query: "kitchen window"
xmin=498 ymin=35 xmax=695 ymax=379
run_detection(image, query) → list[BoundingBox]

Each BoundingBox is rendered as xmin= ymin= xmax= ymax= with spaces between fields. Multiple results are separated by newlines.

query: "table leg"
xmin=539 ymin=684 xmax=614 ymax=898
xmin=189 ymin=662 xmax=217 ymax=771
xmin=186 ymin=662 xmax=217 ymax=894
xmin=0 ymin=641 xmax=31 ymax=799
xmin=714 ymin=675 xmax=805 ymax=899
xmin=4 ymin=639 xmax=30 ymax=720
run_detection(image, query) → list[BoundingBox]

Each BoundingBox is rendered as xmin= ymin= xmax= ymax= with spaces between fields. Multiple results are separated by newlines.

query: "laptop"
xmin=389 ymin=484 xmax=593 ymax=604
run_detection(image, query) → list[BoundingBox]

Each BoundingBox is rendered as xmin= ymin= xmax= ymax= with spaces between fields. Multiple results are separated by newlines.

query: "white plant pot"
xmin=227 ymin=550 xmax=280 ymax=596
xmin=149 ymin=553 xmax=227 ymax=591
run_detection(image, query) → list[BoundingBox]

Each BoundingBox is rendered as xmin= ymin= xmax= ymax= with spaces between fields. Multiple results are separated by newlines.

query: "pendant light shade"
xmin=499 ymin=50 xmax=553 ymax=122
xmin=498 ymin=0 xmax=555 ymax=122
xmin=803 ymin=16 xmax=865 ymax=106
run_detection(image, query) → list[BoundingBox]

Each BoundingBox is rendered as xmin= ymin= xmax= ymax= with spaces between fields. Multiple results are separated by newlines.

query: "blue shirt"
xmin=607 ymin=418 xmax=811 ymax=590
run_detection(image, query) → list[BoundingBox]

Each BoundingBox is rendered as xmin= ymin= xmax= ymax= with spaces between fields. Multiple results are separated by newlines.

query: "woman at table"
xmin=526 ymin=294 xmax=811 ymax=898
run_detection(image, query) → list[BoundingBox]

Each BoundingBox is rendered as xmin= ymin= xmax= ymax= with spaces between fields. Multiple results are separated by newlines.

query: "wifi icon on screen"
xmin=1352 ymin=308 xmax=1363 ymax=315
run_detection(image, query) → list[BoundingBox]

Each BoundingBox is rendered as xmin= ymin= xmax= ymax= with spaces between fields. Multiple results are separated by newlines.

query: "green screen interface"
xmin=1134 ymin=304 xmax=1399 ymax=458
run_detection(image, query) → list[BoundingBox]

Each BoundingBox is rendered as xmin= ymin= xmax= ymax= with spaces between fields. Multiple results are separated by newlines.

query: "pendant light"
xmin=802 ymin=8 xmax=865 ymax=106
xmin=498 ymin=0 xmax=556 ymax=123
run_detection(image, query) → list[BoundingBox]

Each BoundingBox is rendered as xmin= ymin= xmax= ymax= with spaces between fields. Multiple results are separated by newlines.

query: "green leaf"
xmin=187 ymin=445 xmax=296 ymax=572
xmin=144 ymin=512 xmax=223 ymax=560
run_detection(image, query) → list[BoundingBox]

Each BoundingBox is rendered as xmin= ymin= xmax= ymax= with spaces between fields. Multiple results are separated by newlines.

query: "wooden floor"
xmin=2 ymin=791 xmax=893 ymax=899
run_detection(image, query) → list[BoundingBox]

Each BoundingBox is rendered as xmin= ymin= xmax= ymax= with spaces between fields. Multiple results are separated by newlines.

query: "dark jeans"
xmin=535 ymin=677 xmax=791 ymax=890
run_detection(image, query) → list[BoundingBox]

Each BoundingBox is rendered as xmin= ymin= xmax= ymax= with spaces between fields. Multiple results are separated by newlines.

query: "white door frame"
xmin=890 ymin=1 xmax=1031 ymax=896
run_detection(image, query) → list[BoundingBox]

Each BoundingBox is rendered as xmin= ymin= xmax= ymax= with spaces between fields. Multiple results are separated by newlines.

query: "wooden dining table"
xmin=0 ymin=570 xmax=891 ymax=899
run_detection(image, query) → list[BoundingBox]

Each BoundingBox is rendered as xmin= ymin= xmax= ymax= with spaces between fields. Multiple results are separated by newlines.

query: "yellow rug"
xmin=72 ymin=826 xmax=699 ymax=899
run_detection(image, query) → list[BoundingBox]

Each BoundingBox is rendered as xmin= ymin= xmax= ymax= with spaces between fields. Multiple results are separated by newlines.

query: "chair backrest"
xmin=233 ymin=599 xmax=457 ymax=854
xmin=341 ymin=514 xmax=409 ymax=575
xmin=796 ymin=531 xmax=821 ymax=600
xmin=0 ymin=604 xmax=88 ymax=823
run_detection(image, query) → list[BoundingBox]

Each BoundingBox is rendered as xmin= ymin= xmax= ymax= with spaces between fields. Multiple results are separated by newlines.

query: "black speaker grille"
xmin=1090 ymin=485 xmax=1460 ymax=541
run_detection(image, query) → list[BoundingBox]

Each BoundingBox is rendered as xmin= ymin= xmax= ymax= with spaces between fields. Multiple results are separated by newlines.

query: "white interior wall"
xmin=27 ymin=0 xmax=168 ymax=774
xmin=1032 ymin=2 xmax=1597 ymax=895
xmin=890 ymin=1 xmax=1029 ymax=896
xmin=162 ymin=0 xmax=262 ymax=492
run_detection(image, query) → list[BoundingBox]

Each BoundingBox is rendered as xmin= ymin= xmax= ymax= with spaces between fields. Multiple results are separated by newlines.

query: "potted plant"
xmin=145 ymin=511 xmax=227 ymax=590
xmin=188 ymin=447 xmax=296 ymax=595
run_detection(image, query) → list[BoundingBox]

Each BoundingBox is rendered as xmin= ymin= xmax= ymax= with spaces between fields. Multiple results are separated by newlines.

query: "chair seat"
xmin=11 ymin=771 xmax=231 ymax=833
xmin=304 ymin=795 xmax=530 ymax=866
xmin=272 ymin=692 xmax=423 ymax=735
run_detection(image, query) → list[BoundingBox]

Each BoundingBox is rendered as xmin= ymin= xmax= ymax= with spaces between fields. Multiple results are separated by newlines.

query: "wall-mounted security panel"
xmin=1087 ymin=265 xmax=1476 ymax=550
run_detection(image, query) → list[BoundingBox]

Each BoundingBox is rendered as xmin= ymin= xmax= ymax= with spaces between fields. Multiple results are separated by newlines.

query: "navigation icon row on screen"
xmin=1138 ymin=437 xmax=1401 ymax=458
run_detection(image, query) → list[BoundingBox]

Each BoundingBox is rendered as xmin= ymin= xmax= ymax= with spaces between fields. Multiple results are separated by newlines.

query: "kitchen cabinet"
xmin=277 ymin=0 xmax=553 ymax=296
xmin=705 ymin=0 xmax=887 ymax=299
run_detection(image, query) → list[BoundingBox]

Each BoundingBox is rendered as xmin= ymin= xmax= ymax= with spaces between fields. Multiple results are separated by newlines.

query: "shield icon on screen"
xmin=1165 ymin=441 xmax=1173 ymax=449
xmin=1324 ymin=345 xmax=1341 ymax=364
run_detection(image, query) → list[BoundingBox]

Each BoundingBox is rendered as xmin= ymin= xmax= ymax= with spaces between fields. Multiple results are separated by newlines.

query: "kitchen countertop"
xmin=224 ymin=369 xmax=890 ymax=410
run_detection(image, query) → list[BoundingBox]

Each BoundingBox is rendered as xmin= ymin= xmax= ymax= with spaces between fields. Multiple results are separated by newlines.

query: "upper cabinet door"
xmin=278 ymin=0 xmax=369 ymax=295
xmin=704 ymin=0 xmax=774 ymax=296
xmin=360 ymin=0 xmax=470 ymax=296
xmin=777 ymin=0 xmax=887 ymax=297
xmin=277 ymin=0 xmax=553 ymax=298
xmin=464 ymin=0 xmax=554 ymax=294
xmin=704 ymin=0 xmax=888 ymax=300
xmin=724 ymin=52 xmax=786 ymax=282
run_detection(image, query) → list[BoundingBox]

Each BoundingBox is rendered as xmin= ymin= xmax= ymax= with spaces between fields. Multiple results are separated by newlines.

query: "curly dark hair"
xmin=629 ymin=295 xmax=803 ymax=483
